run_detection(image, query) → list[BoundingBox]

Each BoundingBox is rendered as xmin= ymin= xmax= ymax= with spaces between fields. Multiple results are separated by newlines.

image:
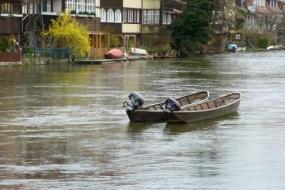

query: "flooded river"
xmin=1 ymin=51 xmax=285 ymax=190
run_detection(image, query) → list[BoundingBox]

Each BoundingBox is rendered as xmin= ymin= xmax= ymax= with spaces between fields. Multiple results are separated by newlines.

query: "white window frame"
xmin=42 ymin=0 xmax=52 ymax=12
xmin=142 ymin=9 xmax=160 ymax=25
xmin=142 ymin=10 xmax=147 ymax=24
xmin=128 ymin=9 xmax=134 ymax=23
xmin=76 ymin=0 xmax=84 ymax=13
xmin=66 ymin=0 xmax=75 ymax=12
xmin=107 ymin=9 xmax=114 ymax=23
xmin=123 ymin=9 xmax=127 ymax=22
xmin=154 ymin=10 xmax=160 ymax=24
xmin=114 ymin=9 xmax=122 ymax=23
xmin=136 ymin=10 xmax=140 ymax=23
xmin=86 ymin=0 xmax=95 ymax=13
xmin=101 ymin=8 xmax=106 ymax=22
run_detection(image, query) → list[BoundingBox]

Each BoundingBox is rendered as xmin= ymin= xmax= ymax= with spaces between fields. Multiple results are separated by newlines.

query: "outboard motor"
xmin=123 ymin=92 xmax=144 ymax=111
xmin=164 ymin=98 xmax=181 ymax=113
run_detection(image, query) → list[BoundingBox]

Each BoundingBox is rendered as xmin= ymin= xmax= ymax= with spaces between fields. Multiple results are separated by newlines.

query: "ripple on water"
xmin=1 ymin=51 xmax=285 ymax=190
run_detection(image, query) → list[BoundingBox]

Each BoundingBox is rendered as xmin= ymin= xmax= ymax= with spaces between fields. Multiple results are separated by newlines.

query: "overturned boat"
xmin=130 ymin=48 xmax=148 ymax=56
xmin=167 ymin=92 xmax=241 ymax=123
xmin=123 ymin=91 xmax=209 ymax=122
xmin=105 ymin=48 xmax=124 ymax=59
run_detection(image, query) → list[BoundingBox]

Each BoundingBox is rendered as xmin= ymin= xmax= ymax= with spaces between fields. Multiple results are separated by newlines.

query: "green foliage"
xmin=110 ymin=35 xmax=121 ymax=48
xmin=258 ymin=37 xmax=269 ymax=49
xmin=171 ymin=0 xmax=214 ymax=57
xmin=0 ymin=37 xmax=11 ymax=52
xmin=235 ymin=7 xmax=247 ymax=30
xmin=44 ymin=11 xmax=90 ymax=57
xmin=277 ymin=15 xmax=285 ymax=45
xmin=245 ymin=32 xmax=271 ymax=49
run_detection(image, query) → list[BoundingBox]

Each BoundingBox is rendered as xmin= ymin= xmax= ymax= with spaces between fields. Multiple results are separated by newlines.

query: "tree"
xmin=44 ymin=11 xmax=90 ymax=57
xmin=0 ymin=37 xmax=11 ymax=52
xmin=277 ymin=13 xmax=285 ymax=46
xmin=171 ymin=0 xmax=214 ymax=56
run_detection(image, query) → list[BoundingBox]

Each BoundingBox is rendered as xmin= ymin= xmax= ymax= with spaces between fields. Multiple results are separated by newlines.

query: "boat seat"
xmin=207 ymin=101 xmax=216 ymax=109
xmin=201 ymin=103 xmax=208 ymax=110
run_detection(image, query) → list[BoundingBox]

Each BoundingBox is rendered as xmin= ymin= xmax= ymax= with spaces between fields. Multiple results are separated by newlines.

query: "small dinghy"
xmin=123 ymin=91 xmax=209 ymax=122
xmin=167 ymin=92 xmax=241 ymax=123
xmin=130 ymin=48 xmax=148 ymax=56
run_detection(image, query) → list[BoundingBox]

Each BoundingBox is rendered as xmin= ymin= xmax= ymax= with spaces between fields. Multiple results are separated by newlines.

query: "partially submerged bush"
xmin=0 ymin=37 xmax=12 ymax=52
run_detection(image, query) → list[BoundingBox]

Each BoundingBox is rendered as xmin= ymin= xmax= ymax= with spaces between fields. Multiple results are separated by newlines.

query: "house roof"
xmin=267 ymin=6 xmax=283 ymax=13
xmin=256 ymin=6 xmax=272 ymax=14
xmin=244 ymin=0 xmax=283 ymax=14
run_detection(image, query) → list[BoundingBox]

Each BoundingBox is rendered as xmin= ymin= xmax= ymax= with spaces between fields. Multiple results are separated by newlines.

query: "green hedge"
xmin=245 ymin=32 xmax=271 ymax=49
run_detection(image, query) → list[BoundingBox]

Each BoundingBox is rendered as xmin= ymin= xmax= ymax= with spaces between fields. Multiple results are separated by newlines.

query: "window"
xmin=163 ymin=12 xmax=172 ymax=25
xmin=42 ymin=0 xmax=51 ymax=12
xmin=123 ymin=9 xmax=140 ymax=23
xmin=154 ymin=10 xmax=160 ymax=24
xmin=96 ymin=8 xmax=100 ymax=18
xmin=66 ymin=0 xmax=75 ymax=12
xmin=114 ymin=9 xmax=122 ymax=23
xmin=136 ymin=10 xmax=140 ymax=23
xmin=101 ymin=8 xmax=106 ymax=22
xmin=86 ymin=0 xmax=95 ymax=13
xmin=167 ymin=14 xmax=172 ymax=24
xmin=163 ymin=12 xmax=167 ymax=24
xmin=128 ymin=9 xmax=134 ymax=22
xmin=142 ymin=9 xmax=160 ymax=25
xmin=0 ymin=3 xmax=13 ymax=14
xmin=77 ymin=0 xmax=84 ymax=13
xmin=107 ymin=9 xmax=114 ymax=22
xmin=123 ymin=9 xmax=127 ymax=22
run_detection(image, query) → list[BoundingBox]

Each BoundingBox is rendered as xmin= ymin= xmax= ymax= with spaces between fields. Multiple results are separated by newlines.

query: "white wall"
xmin=122 ymin=24 xmax=141 ymax=33
xmin=53 ymin=0 xmax=62 ymax=14
xmin=142 ymin=0 xmax=160 ymax=9
xmin=123 ymin=0 xmax=142 ymax=9
xmin=95 ymin=0 xmax=100 ymax=7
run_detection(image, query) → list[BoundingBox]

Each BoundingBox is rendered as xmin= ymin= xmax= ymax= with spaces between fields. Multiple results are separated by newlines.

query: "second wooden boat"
xmin=167 ymin=92 xmax=241 ymax=123
xmin=123 ymin=91 xmax=209 ymax=122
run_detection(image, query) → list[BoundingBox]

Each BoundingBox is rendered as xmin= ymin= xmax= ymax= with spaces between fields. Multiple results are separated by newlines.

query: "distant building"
xmin=0 ymin=0 xmax=22 ymax=63
xmin=22 ymin=0 xmax=66 ymax=48
xmin=240 ymin=0 xmax=283 ymax=32
xmin=2 ymin=0 xmax=188 ymax=59
xmin=0 ymin=0 xmax=22 ymax=40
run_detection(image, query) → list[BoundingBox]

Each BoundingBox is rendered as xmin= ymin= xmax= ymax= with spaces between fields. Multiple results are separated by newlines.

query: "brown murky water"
xmin=1 ymin=51 xmax=285 ymax=190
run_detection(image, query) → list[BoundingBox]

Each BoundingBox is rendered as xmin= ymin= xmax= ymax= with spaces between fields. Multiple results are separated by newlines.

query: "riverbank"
xmin=0 ymin=49 xmax=284 ymax=66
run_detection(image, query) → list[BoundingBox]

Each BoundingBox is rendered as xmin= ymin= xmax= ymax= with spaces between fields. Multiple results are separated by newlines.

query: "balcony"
xmin=0 ymin=0 xmax=22 ymax=17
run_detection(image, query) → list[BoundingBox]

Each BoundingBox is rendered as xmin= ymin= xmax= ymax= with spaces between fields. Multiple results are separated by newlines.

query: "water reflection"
xmin=164 ymin=113 xmax=239 ymax=135
xmin=127 ymin=122 xmax=155 ymax=134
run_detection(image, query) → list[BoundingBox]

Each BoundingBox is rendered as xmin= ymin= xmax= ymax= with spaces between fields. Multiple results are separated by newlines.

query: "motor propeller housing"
xmin=123 ymin=92 xmax=144 ymax=111
xmin=164 ymin=98 xmax=181 ymax=112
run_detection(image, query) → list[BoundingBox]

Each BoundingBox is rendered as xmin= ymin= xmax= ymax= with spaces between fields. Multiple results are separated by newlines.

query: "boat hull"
xmin=127 ymin=110 xmax=168 ymax=122
xmin=170 ymin=94 xmax=241 ymax=123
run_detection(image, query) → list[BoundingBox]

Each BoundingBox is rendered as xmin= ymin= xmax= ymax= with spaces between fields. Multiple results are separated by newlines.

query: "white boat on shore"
xmin=130 ymin=48 xmax=148 ymax=56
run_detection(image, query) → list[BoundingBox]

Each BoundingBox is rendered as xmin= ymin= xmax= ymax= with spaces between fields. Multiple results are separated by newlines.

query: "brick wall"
xmin=0 ymin=51 xmax=22 ymax=62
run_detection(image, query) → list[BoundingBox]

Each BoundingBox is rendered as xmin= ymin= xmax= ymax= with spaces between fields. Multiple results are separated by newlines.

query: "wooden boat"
xmin=168 ymin=93 xmax=241 ymax=123
xmin=105 ymin=48 xmax=124 ymax=59
xmin=123 ymin=91 xmax=209 ymax=122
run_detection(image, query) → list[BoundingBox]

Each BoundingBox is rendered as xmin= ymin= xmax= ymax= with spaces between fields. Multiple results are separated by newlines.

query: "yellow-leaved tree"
xmin=44 ymin=11 xmax=90 ymax=57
